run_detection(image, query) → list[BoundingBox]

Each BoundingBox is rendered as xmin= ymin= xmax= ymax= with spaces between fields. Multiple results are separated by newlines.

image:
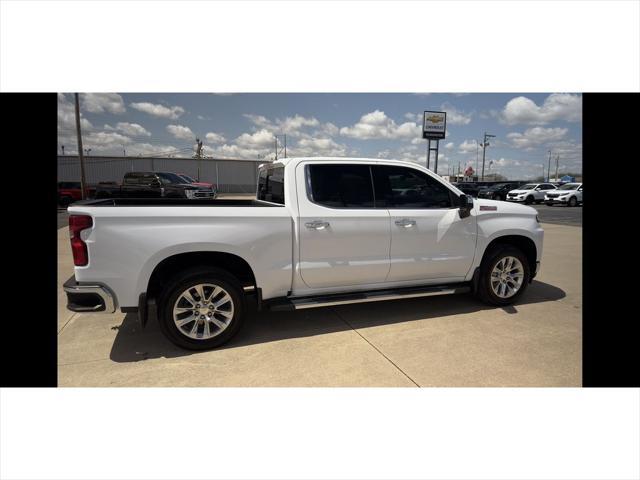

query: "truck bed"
xmin=72 ymin=198 xmax=280 ymax=207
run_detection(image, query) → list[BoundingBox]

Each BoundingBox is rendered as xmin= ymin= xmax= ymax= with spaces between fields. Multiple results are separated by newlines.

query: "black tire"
xmin=157 ymin=267 xmax=245 ymax=350
xmin=545 ymin=202 xmax=553 ymax=206
xmin=525 ymin=195 xmax=534 ymax=205
xmin=568 ymin=196 xmax=577 ymax=207
xmin=476 ymin=245 xmax=531 ymax=306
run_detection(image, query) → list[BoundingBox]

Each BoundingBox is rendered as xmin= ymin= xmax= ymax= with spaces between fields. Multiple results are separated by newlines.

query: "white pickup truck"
xmin=64 ymin=157 xmax=544 ymax=350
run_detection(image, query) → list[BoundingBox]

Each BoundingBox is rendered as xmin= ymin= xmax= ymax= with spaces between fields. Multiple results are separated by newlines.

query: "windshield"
xmin=179 ymin=174 xmax=196 ymax=183
xmin=521 ymin=184 xmax=537 ymax=189
xmin=157 ymin=172 xmax=187 ymax=184
xmin=558 ymin=183 xmax=579 ymax=190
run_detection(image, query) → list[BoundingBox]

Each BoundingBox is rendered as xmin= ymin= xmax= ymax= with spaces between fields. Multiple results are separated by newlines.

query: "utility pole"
xmin=274 ymin=137 xmax=278 ymax=160
xmin=195 ymin=138 xmax=203 ymax=181
xmin=475 ymin=139 xmax=479 ymax=175
xmin=74 ymin=93 xmax=87 ymax=200
xmin=481 ymin=132 xmax=496 ymax=181
xmin=555 ymin=154 xmax=559 ymax=183
xmin=61 ymin=145 xmax=65 ymax=156
xmin=547 ymin=150 xmax=552 ymax=182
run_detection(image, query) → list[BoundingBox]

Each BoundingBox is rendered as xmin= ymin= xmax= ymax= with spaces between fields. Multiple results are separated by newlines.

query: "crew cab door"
xmin=372 ymin=164 xmax=476 ymax=282
xmin=296 ymin=162 xmax=391 ymax=289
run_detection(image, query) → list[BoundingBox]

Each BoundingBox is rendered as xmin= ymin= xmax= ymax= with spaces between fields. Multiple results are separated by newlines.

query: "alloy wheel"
xmin=172 ymin=283 xmax=234 ymax=340
xmin=490 ymin=256 xmax=525 ymax=299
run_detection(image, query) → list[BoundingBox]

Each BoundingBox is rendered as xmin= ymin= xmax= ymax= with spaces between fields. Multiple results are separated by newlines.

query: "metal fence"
xmin=57 ymin=156 xmax=268 ymax=194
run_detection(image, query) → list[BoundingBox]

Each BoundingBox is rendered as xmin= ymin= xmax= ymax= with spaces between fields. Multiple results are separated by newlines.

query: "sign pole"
xmin=433 ymin=140 xmax=439 ymax=174
xmin=422 ymin=111 xmax=447 ymax=174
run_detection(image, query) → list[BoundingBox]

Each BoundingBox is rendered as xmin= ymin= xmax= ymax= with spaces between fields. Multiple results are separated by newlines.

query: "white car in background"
xmin=506 ymin=183 xmax=557 ymax=205
xmin=545 ymin=183 xmax=583 ymax=207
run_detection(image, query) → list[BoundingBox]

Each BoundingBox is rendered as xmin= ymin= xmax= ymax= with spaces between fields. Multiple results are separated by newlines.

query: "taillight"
xmin=69 ymin=215 xmax=93 ymax=266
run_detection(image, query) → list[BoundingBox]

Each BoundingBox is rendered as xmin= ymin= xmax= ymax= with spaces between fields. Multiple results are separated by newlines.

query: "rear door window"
xmin=307 ymin=164 xmax=374 ymax=208
xmin=372 ymin=165 xmax=454 ymax=209
xmin=257 ymin=165 xmax=285 ymax=204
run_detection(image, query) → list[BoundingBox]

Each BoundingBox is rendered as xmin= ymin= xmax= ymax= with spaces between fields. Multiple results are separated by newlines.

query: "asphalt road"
xmin=530 ymin=203 xmax=582 ymax=226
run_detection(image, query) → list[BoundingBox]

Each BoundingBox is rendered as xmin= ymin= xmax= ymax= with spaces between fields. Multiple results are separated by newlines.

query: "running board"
xmin=266 ymin=283 xmax=471 ymax=311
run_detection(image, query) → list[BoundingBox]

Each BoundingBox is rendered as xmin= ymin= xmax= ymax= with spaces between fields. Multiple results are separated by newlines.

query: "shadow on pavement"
xmin=109 ymin=280 xmax=566 ymax=363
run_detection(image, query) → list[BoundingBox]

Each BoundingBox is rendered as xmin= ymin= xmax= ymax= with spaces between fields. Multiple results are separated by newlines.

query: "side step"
xmin=266 ymin=283 xmax=471 ymax=311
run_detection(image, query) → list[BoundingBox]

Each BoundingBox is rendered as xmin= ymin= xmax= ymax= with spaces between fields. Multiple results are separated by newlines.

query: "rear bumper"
xmin=63 ymin=275 xmax=116 ymax=313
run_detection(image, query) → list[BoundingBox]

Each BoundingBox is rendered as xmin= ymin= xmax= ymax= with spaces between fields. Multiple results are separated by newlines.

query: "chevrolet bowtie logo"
xmin=426 ymin=115 xmax=443 ymax=124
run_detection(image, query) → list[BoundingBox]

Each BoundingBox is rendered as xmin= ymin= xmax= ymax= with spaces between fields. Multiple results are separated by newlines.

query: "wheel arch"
xmin=480 ymin=234 xmax=537 ymax=276
xmin=146 ymin=251 xmax=257 ymax=301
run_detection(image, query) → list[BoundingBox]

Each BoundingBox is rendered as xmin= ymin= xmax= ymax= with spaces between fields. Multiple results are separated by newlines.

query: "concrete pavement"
xmin=58 ymin=222 xmax=581 ymax=387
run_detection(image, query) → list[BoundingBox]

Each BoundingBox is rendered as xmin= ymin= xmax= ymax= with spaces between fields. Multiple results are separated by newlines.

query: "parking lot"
xmin=57 ymin=219 xmax=582 ymax=387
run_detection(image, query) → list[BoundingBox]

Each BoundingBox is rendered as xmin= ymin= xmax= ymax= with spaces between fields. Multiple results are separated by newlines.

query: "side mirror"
xmin=459 ymin=194 xmax=473 ymax=219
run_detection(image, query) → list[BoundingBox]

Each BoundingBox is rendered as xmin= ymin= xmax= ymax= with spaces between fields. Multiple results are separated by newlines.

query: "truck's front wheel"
xmin=476 ymin=245 xmax=531 ymax=306
xmin=158 ymin=267 xmax=245 ymax=350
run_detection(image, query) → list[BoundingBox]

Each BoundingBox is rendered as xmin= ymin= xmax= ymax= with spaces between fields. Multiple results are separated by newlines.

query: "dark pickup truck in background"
xmin=477 ymin=182 xmax=526 ymax=201
xmin=95 ymin=171 xmax=217 ymax=199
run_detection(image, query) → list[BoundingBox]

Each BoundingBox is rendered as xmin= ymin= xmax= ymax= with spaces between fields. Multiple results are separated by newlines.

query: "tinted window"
xmin=157 ymin=172 xmax=185 ymax=185
xmin=123 ymin=173 xmax=140 ymax=185
xmin=257 ymin=165 xmax=285 ymax=205
xmin=140 ymin=174 xmax=158 ymax=185
xmin=307 ymin=164 xmax=374 ymax=208
xmin=542 ymin=184 xmax=555 ymax=190
xmin=373 ymin=165 xmax=453 ymax=209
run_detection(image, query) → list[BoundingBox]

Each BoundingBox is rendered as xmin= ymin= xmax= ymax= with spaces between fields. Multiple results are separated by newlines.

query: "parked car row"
xmin=58 ymin=172 xmax=218 ymax=205
xmin=452 ymin=181 xmax=583 ymax=207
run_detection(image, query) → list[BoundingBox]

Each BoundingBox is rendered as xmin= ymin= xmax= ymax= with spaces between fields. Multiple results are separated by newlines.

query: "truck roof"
xmin=271 ymin=156 xmax=423 ymax=168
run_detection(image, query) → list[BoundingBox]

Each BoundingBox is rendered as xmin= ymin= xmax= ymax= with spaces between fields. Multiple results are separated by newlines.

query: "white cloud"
xmin=205 ymin=132 xmax=226 ymax=144
xmin=243 ymin=114 xmax=272 ymax=128
xmin=82 ymin=131 xmax=132 ymax=152
xmin=58 ymin=93 xmax=93 ymax=132
xmin=279 ymin=115 xmax=319 ymax=132
xmin=81 ymin=93 xmax=126 ymax=114
xmin=445 ymin=142 xmax=455 ymax=150
xmin=106 ymin=122 xmax=151 ymax=137
xmin=293 ymin=137 xmax=347 ymax=157
xmin=321 ymin=122 xmax=339 ymax=136
xmin=501 ymin=93 xmax=582 ymax=125
xmin=507 ymin=127 xmax=568 ymax=149
xmin=243 ymin=113 xmax=321 ymax=137
xmin=442 ymin=104 xmax=472 ymax=125
xmin=340 ymin=110 xmax=420 ymax=140
xmin=125 ymin=143 xmax=184 ymax=157
xmin=458 ymin=140 xmax=478 ymax=153
xmin=131 ymin=102 xmax=185 ymax=119
xmin=235 ymin=129 xmax=275 ymax=149
xmin=166 ymin=124 xmax=195 ymax=140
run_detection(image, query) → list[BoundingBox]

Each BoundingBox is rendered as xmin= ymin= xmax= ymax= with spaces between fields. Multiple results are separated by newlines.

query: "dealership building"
xmin=57 ymin=155 xmax=267 ymax=194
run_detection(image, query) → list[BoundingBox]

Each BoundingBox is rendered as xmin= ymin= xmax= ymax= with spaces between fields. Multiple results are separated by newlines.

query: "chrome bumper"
xmin=63 ymin=275 xmax=116 ymax=313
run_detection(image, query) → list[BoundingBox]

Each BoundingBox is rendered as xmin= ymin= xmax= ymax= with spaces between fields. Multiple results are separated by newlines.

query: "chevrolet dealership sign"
xmin=422 ymin=110 xmax=447 ymax=139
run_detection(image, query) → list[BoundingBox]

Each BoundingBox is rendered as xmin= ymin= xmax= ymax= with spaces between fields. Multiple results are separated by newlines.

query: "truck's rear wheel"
xmin=158 ymin=267 xmax=245 ymax=350
xmin=476 ymin=245 xmax=530 ymax=306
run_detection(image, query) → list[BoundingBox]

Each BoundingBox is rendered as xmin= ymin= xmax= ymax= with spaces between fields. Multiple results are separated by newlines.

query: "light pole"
xmin=547 ymin=150 xmax=552 ymax=182
xmin=481 ymin=132 xmax=496 ymax=181
xmin=61 ymin=145 xmax=65 ymax=156
xmin=74 ymin=93 xmax=87 ymax=200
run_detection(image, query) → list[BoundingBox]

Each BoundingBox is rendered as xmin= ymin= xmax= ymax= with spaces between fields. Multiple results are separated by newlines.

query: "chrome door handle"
xmin=395 ymin=218 xmax=416 ymax=228
xmin=305 ymin=220 xmax=330 ymax=230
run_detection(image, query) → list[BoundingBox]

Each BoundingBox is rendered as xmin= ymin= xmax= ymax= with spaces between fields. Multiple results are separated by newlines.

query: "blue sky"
xmin=58 ymin=93 xmax=582 ymax=179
